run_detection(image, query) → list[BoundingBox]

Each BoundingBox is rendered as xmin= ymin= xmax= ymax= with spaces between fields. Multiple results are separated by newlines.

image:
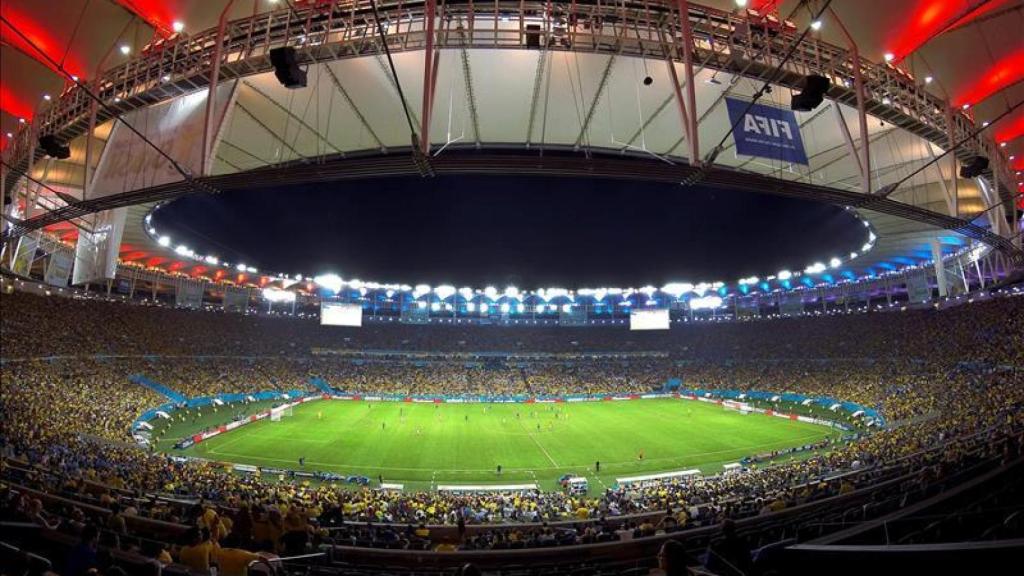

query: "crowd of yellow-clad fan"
xmin=1 ymin=290 xmax=1022 ymax=574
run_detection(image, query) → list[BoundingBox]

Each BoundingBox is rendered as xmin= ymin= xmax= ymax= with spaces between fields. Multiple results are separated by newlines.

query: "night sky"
xmin=152 ymin=175 xmax=866 ymax=287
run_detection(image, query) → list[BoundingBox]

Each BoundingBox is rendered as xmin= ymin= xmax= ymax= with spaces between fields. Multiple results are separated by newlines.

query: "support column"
xmin=676 ymin=0 xmax=700 ymax=165
xmin=664 ymin=50 xmax=692 ymax=148
xmin=83 ymin=84 xmax=99 ymax=199
xmin=203 ymin=0 xmax=236 ymax=176
xmin=944 ymin=105 xmax=959 ymax=217
xmin=931 ymin=239 xmax=948 ymax=298
xmin=419 ymin=0 xmax=438 ymax=154
xmin=828 ymin=7 xmax=870 ymax=194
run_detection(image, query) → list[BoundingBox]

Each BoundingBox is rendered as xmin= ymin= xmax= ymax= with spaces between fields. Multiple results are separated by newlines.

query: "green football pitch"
xmin=175 ymin=399 xmax=841 ymax=492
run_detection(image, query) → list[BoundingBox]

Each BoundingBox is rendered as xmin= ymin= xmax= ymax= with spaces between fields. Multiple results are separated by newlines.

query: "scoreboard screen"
xmin=320 ymin=302 xmax=363 ymax=327
xmin=629 ymin=308 xmax=670 ymax=330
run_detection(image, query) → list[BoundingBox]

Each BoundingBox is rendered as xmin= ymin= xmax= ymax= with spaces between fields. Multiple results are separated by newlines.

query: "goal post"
xmin=270 ymin=405 xmax=293 ymax=422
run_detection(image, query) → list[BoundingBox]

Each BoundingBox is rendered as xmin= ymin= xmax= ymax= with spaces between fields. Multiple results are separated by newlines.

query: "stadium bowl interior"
xmin=1 ymin=1 xmax=1023 ymax=576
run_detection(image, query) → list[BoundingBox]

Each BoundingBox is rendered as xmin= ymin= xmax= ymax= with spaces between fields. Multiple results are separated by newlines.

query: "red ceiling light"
xmin=110 ymin=1 xmax=179 ymax=38
xmin=885 ymin=0 xmax=1000 ymax=63
xmin=953 ymin=50 xmax=1024 ymax=108
xmin=993 ymin=114 xmax=1024 ymax=146
xmin=0 ymin=83 xmax=35 ymax=122
xmin=120 ymin=251 xmax=148 ymax=262
xmin=0 ymin=12 xmax=87 ymax=79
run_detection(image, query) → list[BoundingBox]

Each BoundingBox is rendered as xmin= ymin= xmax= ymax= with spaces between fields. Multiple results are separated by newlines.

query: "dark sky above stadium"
xmin=153 ymin=175 xmax=866 ymax=287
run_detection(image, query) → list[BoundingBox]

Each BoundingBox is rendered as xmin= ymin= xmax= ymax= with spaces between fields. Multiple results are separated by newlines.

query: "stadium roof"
xmin=1 ymin=0 xmax=1021 ymax=292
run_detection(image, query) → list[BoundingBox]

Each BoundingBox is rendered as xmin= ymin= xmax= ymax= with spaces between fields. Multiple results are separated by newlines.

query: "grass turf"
xmin=174 ymin=399 xmax=840 ymax=492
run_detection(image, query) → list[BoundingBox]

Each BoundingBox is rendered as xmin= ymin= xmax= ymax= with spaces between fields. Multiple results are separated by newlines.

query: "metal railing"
xmin=2 ymin=1 xmax=1014 ymax=207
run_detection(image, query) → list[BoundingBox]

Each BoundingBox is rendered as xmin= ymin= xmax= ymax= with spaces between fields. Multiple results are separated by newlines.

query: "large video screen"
xmin=629 ymin=308 xmax=670 ymax=331
xmin=320 ymin=301 xmax=363 ymax=327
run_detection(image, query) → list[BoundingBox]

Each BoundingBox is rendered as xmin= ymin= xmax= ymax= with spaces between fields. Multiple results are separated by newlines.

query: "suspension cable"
xmin=703 ymin=0 xmax=833 ymax=166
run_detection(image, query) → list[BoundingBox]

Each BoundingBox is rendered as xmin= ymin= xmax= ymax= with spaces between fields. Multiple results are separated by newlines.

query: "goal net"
xmin=270 ymin=405 xmax=294 ymax=422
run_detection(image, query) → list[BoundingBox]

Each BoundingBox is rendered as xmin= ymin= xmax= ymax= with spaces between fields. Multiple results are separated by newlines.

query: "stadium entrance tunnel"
xmin=150 ymin=173 xmax=866 ymax=288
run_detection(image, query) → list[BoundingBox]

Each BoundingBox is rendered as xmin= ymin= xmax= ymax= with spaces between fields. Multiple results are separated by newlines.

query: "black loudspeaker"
xmin=791 ymin=74 xmax=830 ymax=111
xmin=959 ymin=156 xmax=989 ymax=178
xmin=269 ymin=47 xmax=307 ymax=88
xmin=38 ymin=134 xmax=71 ymax=159
xmin=525 ymin=24 xmax=541 ymax=48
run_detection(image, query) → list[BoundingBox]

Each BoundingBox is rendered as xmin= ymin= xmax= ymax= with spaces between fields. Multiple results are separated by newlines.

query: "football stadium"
xmin=1 ymin=1 xmax=1023 ymax=576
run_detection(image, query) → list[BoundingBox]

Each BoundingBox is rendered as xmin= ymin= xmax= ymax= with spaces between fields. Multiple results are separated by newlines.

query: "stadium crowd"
xmin=1 ymin=289 xmax=1022 ymax=572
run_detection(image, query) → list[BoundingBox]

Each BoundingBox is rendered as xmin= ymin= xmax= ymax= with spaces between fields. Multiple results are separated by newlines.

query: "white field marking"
xmin=516 ymin=417 xmax=560 ymax=468
xmin=203 ymin=432 xmax=249 ymax=453
xmin=205 ymin=431 xmax=830 ymax=473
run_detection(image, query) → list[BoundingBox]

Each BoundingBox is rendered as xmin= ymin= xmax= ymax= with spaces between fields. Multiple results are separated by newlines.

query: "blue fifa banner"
xmin=725 ymin=97 xmax=809 ymax=165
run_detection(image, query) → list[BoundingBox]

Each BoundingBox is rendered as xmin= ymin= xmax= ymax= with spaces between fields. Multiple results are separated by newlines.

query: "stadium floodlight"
xmin=467 ymin=302 xmax=476 ymax=312
xmin=262 ymin=288 xmax=295 ymax=303
xmin=639 ymin=285 xmax=657 ymax=296
xmin=869 ymin=232 xmax=877 ymax=242
xmin=119 ymin=44 xmax=131 ymax=55
xmin=434 ymin=285 xmax=456 ymax=300
xmin=237 ymin=263 xmax=247 ymax=271
xmin=562 ymin=304 xmax=572 ymax=313
xmin=849 ymin=252 xmax=859 ymax=259
xmin=484 ymin=286 xmax=498 ymax=299
xmin=500 ymin=303 xmax=511 ymax=313
xmin=804 ymin=263 xmax=826 ymax=274
xmin=538 ymin=287 xmax=569 ymax=301
xmin=172 ymin=21 xmax=184 ymax=33
xmin=417 ymin=301 xmax=427 ymax=309
xmin=174 ymin=245 xmax=193 ymax=256
xmin=661 ymin=283 xmax=693 ymax=298
xmin=314 ymin=274 xmax=343 ymax=293
xmin=777 ymin=270 xmax=793 ymax=280
xmin=157 ymin=235 xmax=171 ymax=247
xmin=430 ymin=302 xmax=441 ymax=312
xmin=413 ymin=284 xmax=431 ymax=298
xmin=504 ymin=286 xmax=521 ymax=300
xmin=246 ymin=266 xmax=257 ymax=273
xmin=458 ymin=287 xmax=474 ymax=300
xmin=204 ymin=256 xmax=219 ymax=265
xmin=810 ymin=19 xmax=822 ymax=30
xmin=829 ymin=257 xmax=841 ymax=268
xmin=480 ymin=303 xmax=489 ymax=313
